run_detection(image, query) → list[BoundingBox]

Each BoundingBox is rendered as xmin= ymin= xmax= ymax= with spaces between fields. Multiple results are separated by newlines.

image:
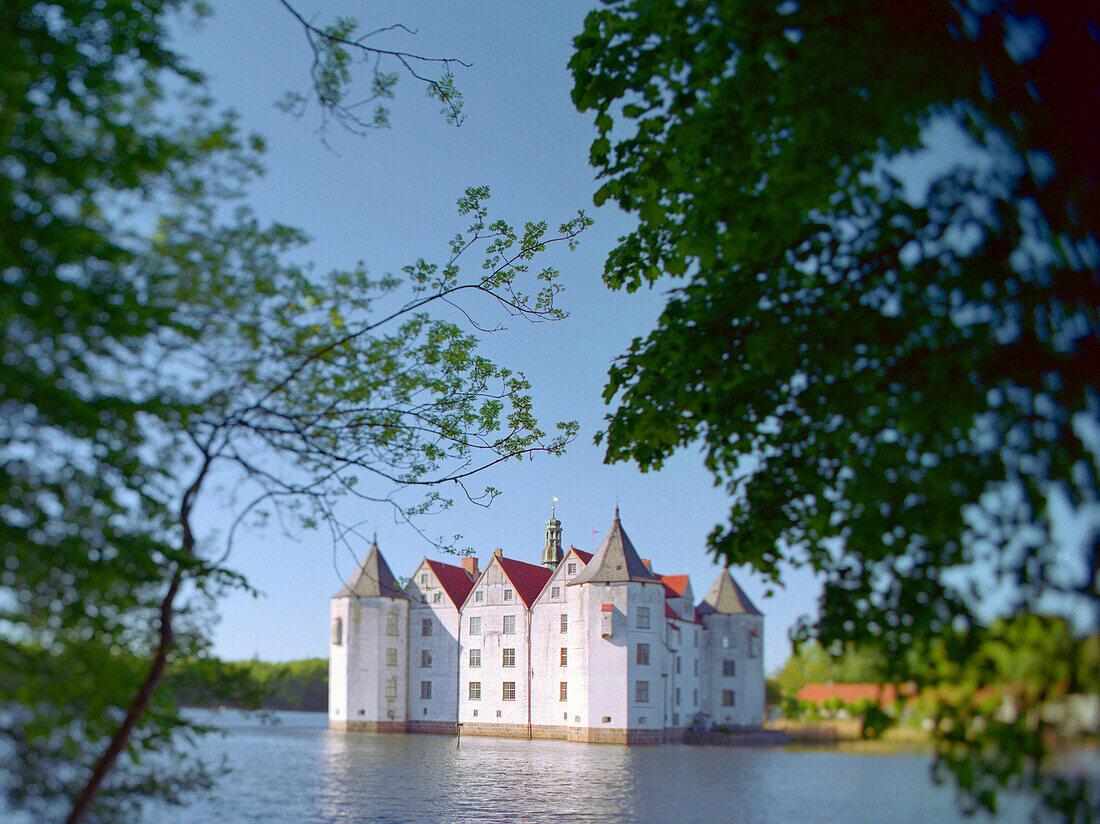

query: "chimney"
xmin=461 ymin=556 xmax=479 ymax=578
xmin=641 ymin=558 xmax=652 ymax=571
xmin=493 ymin=548 xmax=503 ymax=558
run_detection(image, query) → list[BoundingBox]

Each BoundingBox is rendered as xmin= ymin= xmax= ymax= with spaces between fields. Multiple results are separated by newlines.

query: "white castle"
xmin=329 ymin=508 xmax=764 ymax=743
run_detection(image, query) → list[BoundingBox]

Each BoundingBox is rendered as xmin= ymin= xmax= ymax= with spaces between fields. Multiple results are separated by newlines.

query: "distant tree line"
xmin=166 ymin=658 xmax=328 ymax=713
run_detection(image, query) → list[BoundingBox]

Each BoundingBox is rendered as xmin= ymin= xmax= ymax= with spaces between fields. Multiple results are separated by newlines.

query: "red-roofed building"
xmin=796 ymin=682 xmax=917 ymax=707
xmin=330 ymin=509 xmax=765 ymax=743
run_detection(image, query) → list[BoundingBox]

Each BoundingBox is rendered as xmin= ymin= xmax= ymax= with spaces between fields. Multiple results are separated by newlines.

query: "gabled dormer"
xmin=532 ymin=546 xmax=593 ymax=608
xmin=407 ymin=557 xmax=477 ymax=609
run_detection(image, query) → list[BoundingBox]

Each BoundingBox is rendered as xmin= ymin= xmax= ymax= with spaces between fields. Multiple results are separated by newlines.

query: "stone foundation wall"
xmin=332 ymin=719 xmax=671 ymax=744
xmin=566 ymin=727 xmax=663 ymax=745
xmin=407 ymin=720 xmax=458 ymax=735
xmin=456 ymin=723 xmax=662 ymax=744
xmin=331 ymin=719 xmax=408 ymax=734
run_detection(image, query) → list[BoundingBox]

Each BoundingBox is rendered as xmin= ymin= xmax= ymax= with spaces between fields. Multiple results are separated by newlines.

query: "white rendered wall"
xmin=574 ymin=582 xmax=631 ymax=732
xmin=406 ymin=561 xmax=461 ymax=725
xmin=530 ymin=554 xmax=579 ymax=729
xmin=458 ymin=557 xmax=531 ymax=729
xmin=700 ymin=613 xmax=765 ymax=727
xmin=622 ymin=581 xmax=668 ymax=732
xmin=332 ymin=596 xmax=409 ymax=726
xmin=664 ymin=616 xmax=703 ymax=729
xmin=329 ymin=597 xmax=350 ymax=725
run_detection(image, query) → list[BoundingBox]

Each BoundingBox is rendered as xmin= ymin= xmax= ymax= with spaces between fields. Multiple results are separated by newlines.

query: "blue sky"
xmin=172 ymin=0 xmax=822 ymax=675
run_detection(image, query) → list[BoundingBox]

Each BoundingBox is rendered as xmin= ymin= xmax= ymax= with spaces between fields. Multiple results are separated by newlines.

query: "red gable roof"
xmin=659 ymin=574 xmax=690 ymax=599
xmin=425 ymin=559 xmax=475 ymax=609
xmin=568 ymin=547 xmax=593 ymax=564
xmin=498 ymin=555 xmax=553 ymax=608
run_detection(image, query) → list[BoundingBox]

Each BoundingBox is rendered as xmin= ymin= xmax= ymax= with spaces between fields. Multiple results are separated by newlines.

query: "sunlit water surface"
xmin=131 ymin=711 xmax=1033 ymax=824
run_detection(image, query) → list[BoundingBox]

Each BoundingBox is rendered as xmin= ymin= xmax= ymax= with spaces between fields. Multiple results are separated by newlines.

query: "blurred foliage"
xmin=2 ymin=1 xmax=586 ymax=822
xmin=166 ymin=657 xmax=327 ymax=712
xmin=771 ymin=641 xmax=885 ymax=697
xmin=572 ymin=0 xmax=1097 ymax=819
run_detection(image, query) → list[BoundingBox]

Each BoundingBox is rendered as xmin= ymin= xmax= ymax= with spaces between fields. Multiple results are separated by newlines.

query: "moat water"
xmin=129 ymin=710 xmax=1031 ymax=824
xmin=3 ymin=711 xmax=1039 ymax=823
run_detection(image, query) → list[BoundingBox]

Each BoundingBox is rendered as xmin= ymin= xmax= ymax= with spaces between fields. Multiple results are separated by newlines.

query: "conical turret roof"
xmin=333 ymin=540 xmax=406 ymax=599
xmin=696 ymin=568 xmax=761 ymax=616
xmin=568 ymin=508 xmax=659 ymax=585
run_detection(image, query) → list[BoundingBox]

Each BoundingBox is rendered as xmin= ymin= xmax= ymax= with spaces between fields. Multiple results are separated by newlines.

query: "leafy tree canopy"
xmin=572 ymin=0 xmax=1097 ymax=817
xmin=2 ymin=2 xmax=587 ymax=822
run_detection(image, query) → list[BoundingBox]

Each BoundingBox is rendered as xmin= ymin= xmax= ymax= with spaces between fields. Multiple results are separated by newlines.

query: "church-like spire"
xmin=569 ymin=508 xmax=658 ymax=585
xmin=540 ymin=509 xmax=564 ymax=569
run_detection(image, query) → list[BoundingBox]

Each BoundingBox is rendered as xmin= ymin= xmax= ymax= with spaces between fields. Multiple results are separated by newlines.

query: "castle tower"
xmin=539 ymin=509 xmax=564 ymax=570
xmin=329 ymin=539 xmax=410 ymax=732
xmin=567 ymin=508 xmax=666 ymax=743
xmin=697 ymin=568 xmax=765 ymax=728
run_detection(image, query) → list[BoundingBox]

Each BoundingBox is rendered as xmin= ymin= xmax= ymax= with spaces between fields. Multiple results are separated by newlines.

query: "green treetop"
xmin=572 ymin=0 xmax=1097 ymax=818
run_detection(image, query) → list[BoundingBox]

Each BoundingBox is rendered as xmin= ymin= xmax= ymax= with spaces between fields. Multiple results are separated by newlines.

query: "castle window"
xmin=636 ymin=607 xmax=650 ymax=630
xmin=567 ymin=562 xmax=577 ymax=575
xmin=421 ymin=649 xmax=432 ymax=668
xmin=673 ymin=712 xmax=680 ymax=726
xmin=475 ymin=590 xmax=484 ymax=602
xmin=722 ymin=690 xmax=736 ymax=707
xmin=420 ymin=681 xmax=432 ymax=700
xmin=502 ymin=615 xmax=516 ymax=634
xmin=385 ymin=678 xmax=397 ymax=699
xmin=559 ymin=682 xmax=568 ymax=701
xmin=386 ymin=614 xmax=398 ymax=636
xmin=694 ymin=659 xmax=698 ymax=676
xmin=635 ymin=680 xmax=649 ymax=703
xmin=469 ymin=648 xmax=481 ymax=668
xmin=560 ymin=647 xmax=567 ymax=667
xmin=694 ymin=629 xmax=699 ymax=647
xmin=502 ymin=648 xmax=515 ymax=667
xmin=503 ymin=682 xmax=516 ymax=701
xmin=551 ymin=586 xmax=560 ymax=599
xmin=421 ymin=618 xmax=433 ymax=637
xmin=675 ymin=687 xmax=682 ymax=706
xmin=560 ymin=614 xmax=568 ymax=633
xmin=636 ymin=643 xmax=649 ymax=666
xmin=504 ymin=588 xmax=513 ymax=601
xmin=385 ymin=648 xmax=397 ymax=667
xmin=676 ymin=656 xmax=682 ymax=674
xmin=433 ymin=592 xmax=442 ymax=604
xmin=721 ymin=636 xmax=731 ymax=648
xmin=469 ymin=616 xmax=481 ymax=635
xmin=469 ymin=682 xmax=481 ymax=700
xmin=723 ymin=659 xmax=736 ymax=677
xmin=332 ymin=617 xmax=343 ymax=646
xmin=693 ymin=689 xmax=698 ymax=705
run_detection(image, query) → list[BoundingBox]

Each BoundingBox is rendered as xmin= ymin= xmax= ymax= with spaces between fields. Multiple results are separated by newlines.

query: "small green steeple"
xmin=540 ymin=508 xmax=564 ymax=569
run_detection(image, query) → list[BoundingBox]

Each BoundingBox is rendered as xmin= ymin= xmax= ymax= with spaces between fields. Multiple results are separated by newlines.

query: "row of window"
xmin=465 ymin=614 xmax=569 ymax=635
xmin=403 ymin=647 xmax=735 ymax=677
xmin=412 ymin=681 xmax=731 ymax=708
xmin=402 ymin=606 xmax=705 ymax=639
xmin=463 ymin=682 xmax=568 ymax=701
